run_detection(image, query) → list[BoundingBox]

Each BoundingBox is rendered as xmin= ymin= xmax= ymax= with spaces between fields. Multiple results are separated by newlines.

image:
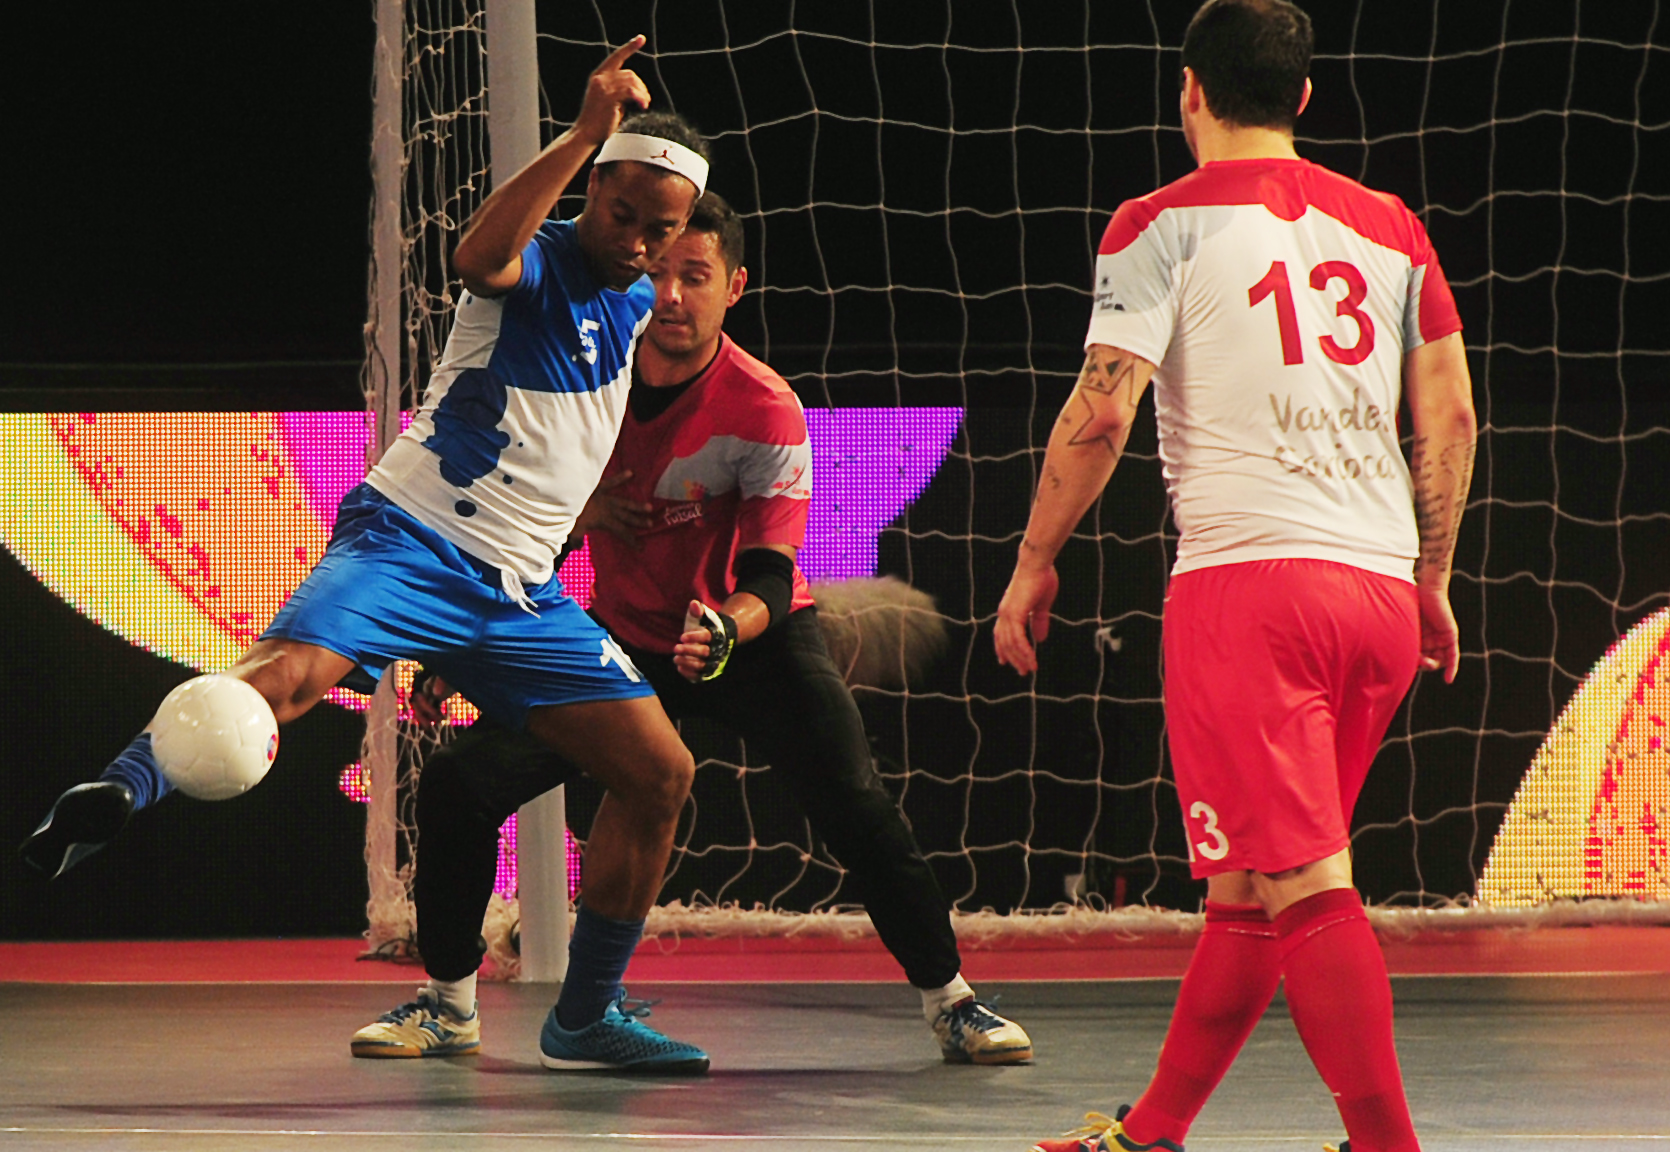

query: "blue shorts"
xmin=262 ymin=484 xmax=653 ymax=728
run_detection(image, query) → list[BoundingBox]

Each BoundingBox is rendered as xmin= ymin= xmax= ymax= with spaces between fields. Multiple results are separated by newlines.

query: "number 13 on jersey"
xmin=1248 ymin=259 xmax=1376 ymax=367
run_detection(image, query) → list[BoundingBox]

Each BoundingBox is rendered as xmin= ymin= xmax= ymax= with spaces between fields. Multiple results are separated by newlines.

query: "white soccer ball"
xmin=151 ymin=674 xmax=280 ymax=801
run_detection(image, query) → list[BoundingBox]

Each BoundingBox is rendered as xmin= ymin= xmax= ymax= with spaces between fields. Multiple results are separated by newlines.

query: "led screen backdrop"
xmin=0 ymin=409 xmax=967 ymax=901
xmin=2 ymin=410 xmax=1664 ymax=910
xmin=1481 ymin=606 xmax=1670 ymax=905
xmin=0 ymin=409 xmax=962 ymax=687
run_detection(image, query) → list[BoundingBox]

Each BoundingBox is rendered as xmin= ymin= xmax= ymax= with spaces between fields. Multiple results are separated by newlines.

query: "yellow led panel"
xmin=1480 ymin=608 xmax=1670 ymax=906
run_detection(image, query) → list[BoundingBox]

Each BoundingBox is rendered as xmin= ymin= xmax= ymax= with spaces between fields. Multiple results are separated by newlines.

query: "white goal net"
xmin=360 ymin=1 xmax=1670 ymax=963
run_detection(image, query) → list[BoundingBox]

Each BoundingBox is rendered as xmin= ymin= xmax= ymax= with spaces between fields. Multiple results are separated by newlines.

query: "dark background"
xmin=3 ymin=2 xmax=1667 ymax=938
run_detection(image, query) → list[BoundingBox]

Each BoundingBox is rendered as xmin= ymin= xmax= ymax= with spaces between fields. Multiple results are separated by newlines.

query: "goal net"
xmin=358 ymin=0 xmax=1670 ymax=964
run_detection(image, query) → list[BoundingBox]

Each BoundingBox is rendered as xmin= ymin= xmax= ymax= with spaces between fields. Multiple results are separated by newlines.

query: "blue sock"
xmin=99 ymin=733 xmax=173 ymax=810
xmin=554 ymin=903 xmax=644 ymax=1030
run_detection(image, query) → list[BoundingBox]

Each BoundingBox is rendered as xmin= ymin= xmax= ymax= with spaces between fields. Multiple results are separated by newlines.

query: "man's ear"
xmin=1181 ymin=66 xmax=1205 ymax=115
xmin=1296 ymin=77 xmax=1313 ymax=118
xmin=727 ymin=265 xmax=749 ymax=307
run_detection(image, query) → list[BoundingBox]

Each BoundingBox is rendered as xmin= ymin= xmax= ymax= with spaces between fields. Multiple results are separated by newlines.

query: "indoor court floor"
xmin=2 ymin=966 xmax=1665 ymax=1149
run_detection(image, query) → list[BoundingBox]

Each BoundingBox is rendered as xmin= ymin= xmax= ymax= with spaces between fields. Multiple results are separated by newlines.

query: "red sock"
xmin=1122 ymin=902 xmax=1281 ymax=1146
xmin=1275 ymin=889 xmax=1420 ymax=1152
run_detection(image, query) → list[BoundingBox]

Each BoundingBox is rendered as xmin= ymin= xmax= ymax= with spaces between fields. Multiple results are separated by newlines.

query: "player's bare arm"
xmin=994 ymin=344 xmax=1155 ymax=674
xmin=673 ymin=543 xmax=795 ymax=681
xmin=1404 ymin=331 xmax=1478 ymax=683
xmin=453 ymin=36 xmax=651 ymax=296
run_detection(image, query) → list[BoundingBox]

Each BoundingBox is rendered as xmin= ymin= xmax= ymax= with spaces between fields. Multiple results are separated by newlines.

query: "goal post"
xmin=483 ymin=0 xmax=569 ymax=985
xmin=360 ymin=0 xmax=406 ymax=955
xmin=359 ymin=2 xmax=1670 ymax=972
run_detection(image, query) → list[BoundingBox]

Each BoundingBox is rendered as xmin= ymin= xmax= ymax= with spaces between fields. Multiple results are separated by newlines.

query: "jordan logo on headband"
xmin=595 ymin=133 xmax=709 ymax=196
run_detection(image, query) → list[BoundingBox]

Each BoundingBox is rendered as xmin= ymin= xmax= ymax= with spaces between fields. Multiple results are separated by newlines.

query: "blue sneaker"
xmin=538 ymin=992 xmax=709 ymax=1073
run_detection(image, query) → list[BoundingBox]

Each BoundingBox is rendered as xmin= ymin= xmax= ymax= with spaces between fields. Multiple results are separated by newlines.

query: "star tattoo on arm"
xmin=1037 ymin=345 xmax=1156 ymax=496
xmin=1060 ymin=346 xmax=1149 ymax=455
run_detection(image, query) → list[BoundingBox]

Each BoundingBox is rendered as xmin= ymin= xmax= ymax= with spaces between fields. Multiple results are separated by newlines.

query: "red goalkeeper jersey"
xmin=588 ymin=334 xmax=815 ymax=653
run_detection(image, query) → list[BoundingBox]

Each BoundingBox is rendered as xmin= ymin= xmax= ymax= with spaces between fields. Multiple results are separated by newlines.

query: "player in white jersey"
xmin=1007 ymin=4 xmax=1476 ymax=1151
xmin=23 ymin=38 xmax=715 ymax=1072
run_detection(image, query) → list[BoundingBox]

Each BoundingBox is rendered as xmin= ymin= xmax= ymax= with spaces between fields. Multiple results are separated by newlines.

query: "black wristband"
xmin=732 ymin=548 xmax=795 ymax=628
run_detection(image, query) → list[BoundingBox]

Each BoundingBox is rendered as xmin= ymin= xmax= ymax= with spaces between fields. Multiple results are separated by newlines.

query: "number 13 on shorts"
xmin=1185 ymin=800 xmax=1230 ymax=864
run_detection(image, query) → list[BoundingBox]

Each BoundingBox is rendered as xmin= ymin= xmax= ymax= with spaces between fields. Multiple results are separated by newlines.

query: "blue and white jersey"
xmin=368 ymin=220 xmax=653 ymax=589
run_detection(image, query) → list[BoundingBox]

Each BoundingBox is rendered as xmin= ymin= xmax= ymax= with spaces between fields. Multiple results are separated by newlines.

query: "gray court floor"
xmin=1 ymin=976 xmax=1664 ymax=1149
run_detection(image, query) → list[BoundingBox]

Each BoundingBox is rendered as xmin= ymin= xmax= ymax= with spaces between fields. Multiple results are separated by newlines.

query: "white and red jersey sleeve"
xmin=589 ymin=336 xmax=815 ymax=653
xmin=724 ymin=392 xmax=814 ymax=552
xmin=1085 ymin=157 xmax=1462 ymax=581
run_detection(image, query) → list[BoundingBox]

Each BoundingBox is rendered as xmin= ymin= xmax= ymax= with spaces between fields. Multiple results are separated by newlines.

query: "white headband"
xmin=594 ymin=132 xmax=709 ymax=196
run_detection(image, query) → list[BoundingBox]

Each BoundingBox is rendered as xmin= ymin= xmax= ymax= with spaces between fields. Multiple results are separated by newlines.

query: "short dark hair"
xmin=1181 ymin=0 xmax=1313 ymax=131
xmin=596 ymin=110 xmax=711 ymax=187
xmin=684 ymin=190 xmax=745 ymax=273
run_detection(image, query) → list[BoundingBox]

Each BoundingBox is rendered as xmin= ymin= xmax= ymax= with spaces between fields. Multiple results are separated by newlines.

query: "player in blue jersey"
xmin=21 ymin=37 xmax=714 ymax=1073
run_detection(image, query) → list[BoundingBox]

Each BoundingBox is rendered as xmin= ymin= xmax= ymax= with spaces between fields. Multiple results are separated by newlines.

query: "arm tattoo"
xmin=1411 ymin=434 xmax=1476 ymax=581
xmin=1059 ymin=347 xmax=1140 ymax=456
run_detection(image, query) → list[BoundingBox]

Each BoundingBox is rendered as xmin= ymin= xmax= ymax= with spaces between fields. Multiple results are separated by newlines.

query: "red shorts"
xmin=1163 ymin=558 xmax=1420 ymax=878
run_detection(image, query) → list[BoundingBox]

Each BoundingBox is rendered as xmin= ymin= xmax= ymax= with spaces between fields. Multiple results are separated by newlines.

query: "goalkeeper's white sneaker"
xmin=932 ymin=996 xmax=1034 ymax=1064
xmin=351 ymin=986 xmax=480 ymax=1058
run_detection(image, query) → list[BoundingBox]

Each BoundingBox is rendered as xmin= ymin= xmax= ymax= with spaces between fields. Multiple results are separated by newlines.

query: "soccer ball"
xmin=151 ymin=674 xmax=280 ymax=801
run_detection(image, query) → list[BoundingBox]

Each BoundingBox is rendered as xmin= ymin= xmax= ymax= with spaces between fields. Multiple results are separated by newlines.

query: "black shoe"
xmin=19 ymin=782 xmax=135 ymax=878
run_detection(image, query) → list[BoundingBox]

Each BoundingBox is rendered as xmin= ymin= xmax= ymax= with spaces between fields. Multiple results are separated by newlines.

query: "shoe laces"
xmin=611 ymin=989 xmax=661 ymax=1022
xmin=947 ymin=996 xmax=1006 ymax=1028
xmin=1060 ymin=1112 xmax=1118 ymax=1147
xmin=377 ymin=988 xmax=441 ymax=1025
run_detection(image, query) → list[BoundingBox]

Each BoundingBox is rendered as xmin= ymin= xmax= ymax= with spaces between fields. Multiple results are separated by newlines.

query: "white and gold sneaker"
xmin=351 ymin=986 xmax=480 ymax=1058
xmin=932 ymin=996 xmax=1033 ymax=1064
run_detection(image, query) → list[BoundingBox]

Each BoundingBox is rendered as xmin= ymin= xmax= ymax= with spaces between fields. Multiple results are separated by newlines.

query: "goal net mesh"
xmin=361 ymin=1 xmax=1670 ymax=962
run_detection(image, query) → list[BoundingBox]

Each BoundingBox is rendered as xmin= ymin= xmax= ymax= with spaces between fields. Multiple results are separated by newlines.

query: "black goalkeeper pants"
xmin=414 ymin=605 xmax=964 ymax=990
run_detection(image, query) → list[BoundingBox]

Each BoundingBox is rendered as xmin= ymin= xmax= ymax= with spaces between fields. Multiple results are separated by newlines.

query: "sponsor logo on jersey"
xmin=1094 ymin=273 xmax=1126 ymax=312
xmin=1268 ymin=388 xmax=1390 ymax=435
xmin=1267 ymin=388 xmax=1401 ymax=481
xmin=1274 ymin=444 xmax=1399 ymax=481
xmin=661 ymin=501 xmax=704 ymax=527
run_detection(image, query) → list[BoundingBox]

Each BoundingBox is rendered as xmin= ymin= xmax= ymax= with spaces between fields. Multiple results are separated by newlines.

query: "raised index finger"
xmin=597 ymin=35 xmax=646 ymax=75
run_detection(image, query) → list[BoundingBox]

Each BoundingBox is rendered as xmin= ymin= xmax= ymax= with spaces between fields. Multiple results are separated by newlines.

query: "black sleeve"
xmin=732 ymin=547 xmax=796 ymax=629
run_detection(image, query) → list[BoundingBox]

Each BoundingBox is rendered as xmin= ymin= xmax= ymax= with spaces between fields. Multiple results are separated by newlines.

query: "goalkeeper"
xmin=362 ymin=190 xmax=1033 ymax=1067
